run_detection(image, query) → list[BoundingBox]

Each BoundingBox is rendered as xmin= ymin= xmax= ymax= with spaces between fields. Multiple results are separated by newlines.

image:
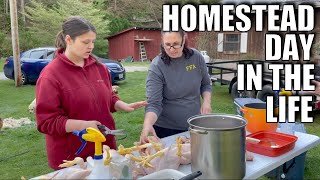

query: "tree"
xmin=103 ymin=0 xmax=198 ymax=34
xmin=24 ymin=0 xmax=110 ymax=56
xmin=196 ymin=31 xmax=218 ymax=60
xmin=182 ymin=0 xmax=221 ymax=59
xmin=104 ymin=0 xmax=222 ymax=33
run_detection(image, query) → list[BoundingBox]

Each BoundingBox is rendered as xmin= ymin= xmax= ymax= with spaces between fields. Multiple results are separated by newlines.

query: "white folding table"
xmin=161 ymin=131 xmax=320 ymax=179
xmin=32 ymin=131 xmax=320 ymax=179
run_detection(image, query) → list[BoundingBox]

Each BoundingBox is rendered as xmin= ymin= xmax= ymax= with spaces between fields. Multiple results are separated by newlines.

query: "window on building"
xmin=224 ymin=34 xmax=240 ymax=54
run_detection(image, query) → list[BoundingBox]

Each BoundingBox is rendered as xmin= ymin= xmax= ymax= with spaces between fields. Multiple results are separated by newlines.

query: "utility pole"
xmin=9 ymin=0 xmax=22 ymax=87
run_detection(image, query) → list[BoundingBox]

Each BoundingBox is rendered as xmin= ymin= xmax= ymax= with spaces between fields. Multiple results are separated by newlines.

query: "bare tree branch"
xmin=147 ymin=0 xmax=161 ymax=28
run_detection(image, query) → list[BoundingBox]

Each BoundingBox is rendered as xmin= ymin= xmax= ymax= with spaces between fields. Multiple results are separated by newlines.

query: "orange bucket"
xmin=240 ymin=103 xmax=278 ymax=133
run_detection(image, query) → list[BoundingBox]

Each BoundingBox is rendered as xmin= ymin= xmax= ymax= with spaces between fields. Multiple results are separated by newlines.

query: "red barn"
xmin=106 ymin=27 xmax=199 ymax=62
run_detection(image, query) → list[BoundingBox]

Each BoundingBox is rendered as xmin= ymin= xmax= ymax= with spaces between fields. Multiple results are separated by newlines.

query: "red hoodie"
xmin=36 ymin=49 xmax=119 ymax=170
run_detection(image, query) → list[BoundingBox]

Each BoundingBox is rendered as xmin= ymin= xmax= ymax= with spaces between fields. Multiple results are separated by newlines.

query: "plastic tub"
xmin=246 ymin=131 xmax=298 ymax=157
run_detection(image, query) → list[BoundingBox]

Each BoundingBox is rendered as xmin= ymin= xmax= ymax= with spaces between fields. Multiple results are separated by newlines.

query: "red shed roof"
xmin=105 ymin=27 xmax=161 ymax=40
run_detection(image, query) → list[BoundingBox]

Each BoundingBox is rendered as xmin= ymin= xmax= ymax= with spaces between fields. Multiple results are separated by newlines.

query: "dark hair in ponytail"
xmin=160 ymin=29 xmax=193 ymax=65
xmin=55 ymin=30 xmax=66 ymax=50
xmin=55 ymin=16 xmax=96 ymax=50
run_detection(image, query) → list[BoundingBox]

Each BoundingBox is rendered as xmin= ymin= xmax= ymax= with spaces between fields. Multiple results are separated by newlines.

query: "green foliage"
xmin=0 ymin=28 xmax=42 ymax=58
xmin=93 ymin=38 xmax=108 ymax=58
xmin=24 ymin=0 xmax=110 ymax=55
xmin=0 ymin=58 xmax=5 ymax=72
xmin=0 ymin=1 xmax=10 ymax=33
xmin=165 ymin=0 xmax=220 ymax=5
xmin=103 ymin=0 xmax=163 ymax=33
xmin=0 ymin=30 xmax=12 ymax=58
xmin=18 ymin=29 xmax=42 ymax=52
xmin=108 ymin=16 xmax=133 ymax=35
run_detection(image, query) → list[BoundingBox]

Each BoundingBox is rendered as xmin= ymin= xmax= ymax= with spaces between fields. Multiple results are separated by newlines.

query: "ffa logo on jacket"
xmin=186 ymin=64 xmax=196 ymax=71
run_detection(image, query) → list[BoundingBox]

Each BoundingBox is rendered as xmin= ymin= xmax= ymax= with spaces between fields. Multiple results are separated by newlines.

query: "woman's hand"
xmin=82 ymin=120 xmax=101 ymax=130
xmin=201 ymin=101 xmax=212 ymax=114
xmin=127 ymin=101 xmax=148 ymax=111
xmin=139 ymin=112 xmax=159 ymax=144
xmin=65 ymin=120 xmax=101 ymax=133
xmin=115 ymin=100 xmax=147 ymax=112
xmin=139 ymin=124 xmax=159 ymax=144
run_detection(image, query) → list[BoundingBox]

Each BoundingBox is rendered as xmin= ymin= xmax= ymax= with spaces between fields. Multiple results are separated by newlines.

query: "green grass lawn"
xmin=0 ymin=58 xmax=5 ymax=72
xmin=0 ymin=72 xmax=319 ymax=179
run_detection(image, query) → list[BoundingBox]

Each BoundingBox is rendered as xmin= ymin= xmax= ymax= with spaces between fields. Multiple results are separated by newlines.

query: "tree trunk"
xmin=20 ymin=0 xmax=26 ymax=27
xmin=5 ymin=0 xmax=9 ymax=14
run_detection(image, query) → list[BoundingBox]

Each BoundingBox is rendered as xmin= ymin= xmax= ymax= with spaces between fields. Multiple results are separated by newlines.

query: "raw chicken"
xmin=137 ymin=136 xmax=164 ymax=157
xmin=37 ymin=157 xmax=91 ymax=180
xmin=53 ymin=168 xmax=91 ymax=179
xmin=102 ymin=145 xmax=133 ymax=179
xmin=40 ymin=136 xmax=254 ymax=179
xmin=144 ymin=147 xmax=181 ymax=174
xmin=127 ymin=136 xmax=190 ymax=178
xmin=169 ymin=136 xmax=191 ymax=165
xmin=58 ymin=157 xmax=86 ymax=169
xmin=37 ymin=167 xmax=91 ymax=180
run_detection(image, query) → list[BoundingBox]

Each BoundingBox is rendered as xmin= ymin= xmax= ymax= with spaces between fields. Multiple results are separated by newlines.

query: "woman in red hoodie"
xmin=35 ymin=16 xmax=146 ymax=170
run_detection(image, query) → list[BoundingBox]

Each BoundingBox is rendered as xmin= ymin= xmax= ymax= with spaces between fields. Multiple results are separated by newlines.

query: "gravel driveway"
xmin=124 ymin=66 xmax=148 ymax=72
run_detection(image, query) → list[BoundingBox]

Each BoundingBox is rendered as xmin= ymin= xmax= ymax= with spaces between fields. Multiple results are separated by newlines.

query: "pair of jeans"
xmin=153 ymin=125 xmax=187 ymax=138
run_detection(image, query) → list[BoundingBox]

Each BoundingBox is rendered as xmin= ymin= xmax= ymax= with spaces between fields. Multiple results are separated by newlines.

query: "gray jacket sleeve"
xmin=197 ymin=51 xmax=212 ymax=94
xmin=145 ymin=62 xmax=163 ymax=117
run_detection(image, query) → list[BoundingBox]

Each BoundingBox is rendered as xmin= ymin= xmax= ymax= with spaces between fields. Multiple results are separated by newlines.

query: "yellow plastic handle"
xmin=82 ymin=128 xmax=106 ymax=156
xmin=82 ymin=128 xmax=106 ymax=142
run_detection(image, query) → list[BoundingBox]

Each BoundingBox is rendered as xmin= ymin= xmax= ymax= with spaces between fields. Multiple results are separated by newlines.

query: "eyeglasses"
xmin=163 ymin=39 xmax=185 ymax=50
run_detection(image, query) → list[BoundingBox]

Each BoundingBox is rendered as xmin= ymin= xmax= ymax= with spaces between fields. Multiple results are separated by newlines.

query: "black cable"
xmin=0 ymin=151 xmax=30 ymax=162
